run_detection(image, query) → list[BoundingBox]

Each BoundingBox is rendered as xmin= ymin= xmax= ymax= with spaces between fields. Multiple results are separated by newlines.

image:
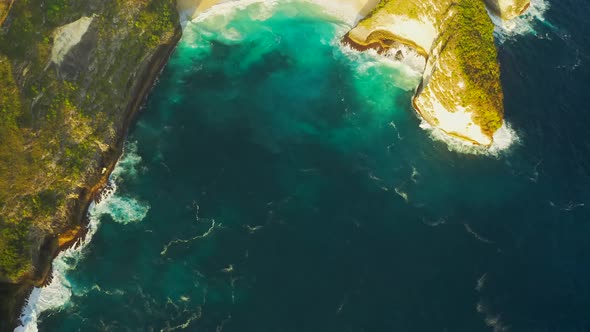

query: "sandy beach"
xmin=177 ymin=0 xmax=380 ymax=23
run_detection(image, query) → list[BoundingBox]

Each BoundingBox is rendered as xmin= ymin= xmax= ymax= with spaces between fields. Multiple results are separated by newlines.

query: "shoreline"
xmin=342 ymin=31 xmax=429 ymax=58
xmin=1 ymin=0 xmax=527 ymax=327
xmin=342 ymin=18 xmax=500 ymax=149
xmin=343 ymin=33 xmax=485 ymax=147
xmin=2 ymin=23 xmax=183 ymax=332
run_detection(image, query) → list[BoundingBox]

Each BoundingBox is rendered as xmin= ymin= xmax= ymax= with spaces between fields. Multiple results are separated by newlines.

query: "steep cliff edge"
xmin=0 ymin=0 xmax=180 ymax=329
xmin=345 ymin=0 xmax=528 ymax=146
xmin=485 ymin=0 xmax=530 ymax=21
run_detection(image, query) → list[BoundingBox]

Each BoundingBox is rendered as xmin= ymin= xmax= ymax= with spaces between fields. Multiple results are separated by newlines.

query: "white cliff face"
xmin=346 ymin=1 xmax=455 ymax=55
xmin=347 ymin=14 xmax=437 ymax=54
xmin=411 ymin=7 xmax=498 ymax=147
xmin=415 ymin=74 xmax=493 ymax=146
xmin=484 ymin=0 xmax=530 ymax=20
xmin=51 ymin=16 xmax=94 ymax=65
xmin=415 ymin=48 xmax=493 ymax=146
xmin=346 ymin=0 xmax=513 ymax=146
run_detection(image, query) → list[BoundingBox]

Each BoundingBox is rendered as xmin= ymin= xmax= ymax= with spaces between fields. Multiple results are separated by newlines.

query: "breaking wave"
xmin=421 ymin=120 xmax=520 ymax=157
xmin=14 ymin=142 xmax=147 ymax=332
xmin=490 ymin=0 xmax=551 ymax=43
xmin=339 ymin=43 xmax=424 ymax=91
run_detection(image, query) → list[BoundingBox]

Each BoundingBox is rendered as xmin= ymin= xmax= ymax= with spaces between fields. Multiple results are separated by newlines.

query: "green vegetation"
xmin=453 ymin=0 xmax=503 ymax=135
xmin=353 ymin=0 xmax=504 ymax=138
xmin=0 ymin=0 xmax=179 ymax=281
xmin=0 ymin=221 xmax=31 ymax=281
xmin=367 ymin=0 xmax=390 ymax=17
xmin=365 ymin=0 xmax=423 ymax=20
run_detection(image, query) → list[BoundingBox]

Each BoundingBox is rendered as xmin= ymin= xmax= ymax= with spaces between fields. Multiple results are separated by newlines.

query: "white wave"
xmin=191 ymin=0 xmax=279 ymax=25
xmin=490 ymin=0 xmax=550 ymax=43
xmin=464 ymin=224 xmax=494 ymax=244
xmin=191 ymin=0 xmax=371 ymax=28
xmin=110 ymin=141 xmax=143 ymax=180
xmin=411 ymin=166 xmax=420 ymax=183
xmin=475 ymin=273 xmax=488 ymax=292
xmin=421 ymin=217 xmax=446 ymax=227
xmin=14 ymin=202 xmax=103 ymax=332
xmin=476 ymin=300 xmax=510 ymax=332
xmin=394 ymin=187 xmax=409 ymax=203
xmin=90 ymin=142 xmax=150 ymax=224
xmin=245 ymin=224 xmax=263 ymax=233
xmin=421 ymin=120 xmax=519 ymax=157
xmin=91 ymin=195 xmax=150 ymax=224
xmin=161 ymin=311 xmax=202 ymax=332
xmin=14 ymin=143 xmax=146 ymax=332
xmin=339 ymin=43 xmax=423 ymax=91
xmin=183 ymin=0 xmax=283 ymax=49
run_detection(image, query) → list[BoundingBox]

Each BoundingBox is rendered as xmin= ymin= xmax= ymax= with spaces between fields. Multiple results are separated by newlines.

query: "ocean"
xmin=16 ymin=0 xmax=590 ymax=331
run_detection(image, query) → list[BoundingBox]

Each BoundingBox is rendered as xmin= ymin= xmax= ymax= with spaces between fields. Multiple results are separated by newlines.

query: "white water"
xmin=339 ymin=43 xmax=424 ymax=91
xmin=11 ymin=1 xmax=552 ymax=329
xmin=188 ymin=0 xmax=379 ymax=27
xmin=491 ymin=0 xmax=550 ymax=43
xmin=421 ymin=120 xmax=520 ymax=157
xmin=14 ymin=143 xmax=147 ymax=332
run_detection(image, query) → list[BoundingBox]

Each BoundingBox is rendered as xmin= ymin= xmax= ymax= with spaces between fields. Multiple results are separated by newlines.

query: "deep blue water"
xmin=28 ymin=0 xmax=590 ymax=331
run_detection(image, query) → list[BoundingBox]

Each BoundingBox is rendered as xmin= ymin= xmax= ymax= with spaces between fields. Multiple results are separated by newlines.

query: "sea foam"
xmin=421 ymin=120 xmax=520 ymax=157
xmin=14 ymin=142 xmax=147 ymax=332
xmin=490 ymin=0 xmax=550 ymax=43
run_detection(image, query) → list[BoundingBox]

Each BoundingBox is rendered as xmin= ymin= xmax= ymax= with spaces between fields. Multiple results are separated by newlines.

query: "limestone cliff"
xmin=0 ymin=0 xmax=180 ymax=329
xmin=485 ymin=0 xmax=531 ymax=21
xmin=345 ymin=0 xmax=528 ymax=146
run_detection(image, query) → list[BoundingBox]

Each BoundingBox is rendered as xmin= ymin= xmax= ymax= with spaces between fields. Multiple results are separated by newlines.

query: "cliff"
xmin=0 ymin=0 xmax=180 ymax=329
xmin=345 ymin=0 xmax=529 ymax=146
xmin=485 ymin=0 xmax=531 ymax=20
xmin=177 ymin=0 xmax=222 ymax=20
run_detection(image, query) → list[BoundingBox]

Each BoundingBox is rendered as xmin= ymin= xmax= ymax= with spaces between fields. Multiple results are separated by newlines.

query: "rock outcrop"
xmin=485 ymin=0 xmax=531 ymax=21
xmin=50 ymin=16 xmax=95 ymax=66
xmin=0 ymin=0 xmax=180 ymax=329
xmin=345 ymin=0 xmax=529 ymax=145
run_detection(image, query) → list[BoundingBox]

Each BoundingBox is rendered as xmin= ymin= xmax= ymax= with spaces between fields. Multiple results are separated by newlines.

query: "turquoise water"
xmin=22 ymin=0 xmax=590 ymax=331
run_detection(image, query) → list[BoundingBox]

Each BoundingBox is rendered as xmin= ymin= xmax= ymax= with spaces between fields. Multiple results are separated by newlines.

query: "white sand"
xmin=177 ymin=0 xmax=226 ymax=21
xmin=306 ymin=0 xmax=381 ymax=25
xmin=178 ymin=0 xmax=380 ymax=25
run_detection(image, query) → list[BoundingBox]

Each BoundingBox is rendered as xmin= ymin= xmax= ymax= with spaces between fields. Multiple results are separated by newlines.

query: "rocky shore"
xmin=344 ymin=0 xmax=530 ymax=146
xmin=0 ymin=1 xmax=181 ymax=329
xmin=0 ymin=0 xmax=530 ymax=329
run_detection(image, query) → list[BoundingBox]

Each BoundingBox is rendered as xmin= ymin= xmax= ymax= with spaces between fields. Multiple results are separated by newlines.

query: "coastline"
xmin=342 ymin=31 xmax=429 ymax=58
xmin=0 ymin=23 xmax=183 ymax=332
xmin=0 ymin=0 xmax=532 ymax=328
xmin=343 ymin=33 xmax=483 ymax=147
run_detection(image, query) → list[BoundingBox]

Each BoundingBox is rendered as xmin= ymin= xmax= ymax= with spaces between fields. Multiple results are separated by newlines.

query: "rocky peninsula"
xmin=0 ymin=0 xmax=529 ymax=329
xmin=345 ymin=0 xmax=530 ymax=146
